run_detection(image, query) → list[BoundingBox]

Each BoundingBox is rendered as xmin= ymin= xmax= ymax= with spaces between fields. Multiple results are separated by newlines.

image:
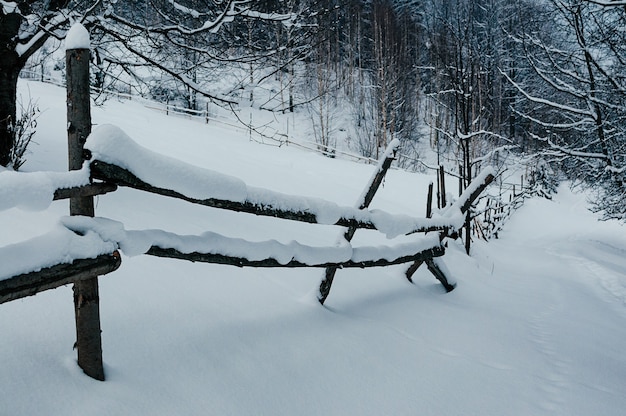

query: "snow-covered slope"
xmin=1 ymin=80 xmax=625 ymax=416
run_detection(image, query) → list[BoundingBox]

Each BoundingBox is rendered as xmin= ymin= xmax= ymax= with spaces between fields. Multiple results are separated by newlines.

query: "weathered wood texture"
xmin=439 ymin=165 xmax=447 ymax=208
xmin=457 ymin=173 xmax=495 ymax=216
xmin=0 ymin=252 xmax=121 ymax=305
xmin=91 ymin=160 xmax=449 ymax=235
xmin=426 ymin=182 xmax=434 ymax=219
xmin=53 ymin=182 xmax=117 ymax=200
xmin=405 ymin=172 xmax=495 ymax=285
xmin=425 ymin=258 xmax=455 ymax=292
xmin=146 ymin=244 xmax=444 ymax=268
xmin=318 ymin=145 xmax=397 ymax=304
xmin=67 ymin=46 xmax=106 ymax=381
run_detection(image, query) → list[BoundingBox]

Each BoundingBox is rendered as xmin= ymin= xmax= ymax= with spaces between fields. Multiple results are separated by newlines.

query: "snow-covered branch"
xmin=529 ymin=132 xmax=609 ymax=161
xmin=499 ymin=69 xmax=595 ymax=118
xmin=583 ymin=0 xmax=626 ymax=6
xmin=105 ymin=0 xmax=295 ymax=37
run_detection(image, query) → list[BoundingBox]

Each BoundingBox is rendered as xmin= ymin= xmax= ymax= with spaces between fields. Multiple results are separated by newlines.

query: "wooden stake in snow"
xmin=405 ymin=170 xmax=495 ymax=288
xmin=66 ymin=24 xmax=105 ymax=381
xmin=317 ymin=140 xmax=399 ymax=305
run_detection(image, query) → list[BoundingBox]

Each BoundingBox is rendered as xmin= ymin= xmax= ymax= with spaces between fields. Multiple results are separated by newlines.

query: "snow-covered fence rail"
xmin=0 ymin=252 xmax=120 ymax=305
xmin=87 ymin=126 xmax=457 ymax=237
xmin=476 ymin=170 xmax=547 ymax=240
xmin=0 ymin=175 xmax=120 ymax=305
xmin=83 ymin=125 xmax=495 ymax=299
xmin=84 ymin=125 xmax=456 ymax=261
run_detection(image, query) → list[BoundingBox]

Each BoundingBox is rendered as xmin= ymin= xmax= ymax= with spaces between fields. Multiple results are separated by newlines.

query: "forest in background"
xmin=3 ymin=0 xmax=626 ymax=220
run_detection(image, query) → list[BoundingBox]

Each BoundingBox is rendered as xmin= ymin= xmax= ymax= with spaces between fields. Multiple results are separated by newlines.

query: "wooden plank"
xmin=318 ymin=141 xmax=399 ymax=304
xmin=91 ymin=160 xmax=450 ymax=235
xmin=405 ymin=171 xmax=495 ymax=286
xmin=146 ymin=244 xmax=444 ymax=269
xmin=0 ymin=252 xmax=121 ymax=305
xmin=425 ymin=258 xmax=455 ymax=292
xmin=53 ymin=182 xmax=117 ymax=200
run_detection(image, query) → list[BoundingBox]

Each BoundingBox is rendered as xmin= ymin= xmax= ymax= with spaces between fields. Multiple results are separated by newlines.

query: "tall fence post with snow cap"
xmin=66 ymin=23 xmax=105 ymax=381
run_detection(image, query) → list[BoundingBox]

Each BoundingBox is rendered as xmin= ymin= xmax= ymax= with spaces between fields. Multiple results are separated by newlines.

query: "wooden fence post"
xmin=317 ymin=141 xmax=399 ymax=304
xmin=66 ymin=26 xmax=105 ymax=381
xmin=426 ymin=182 xmax=434 ymax=219
xmin=439 ymin=165 xmax=447 ymax=207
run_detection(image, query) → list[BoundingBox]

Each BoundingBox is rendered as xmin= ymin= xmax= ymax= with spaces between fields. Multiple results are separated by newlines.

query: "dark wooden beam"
xmin=146 ymin=244 xmax=445 ymax=269
xmin=0 ymin=252 xmax=121 ymax=305
xmin=318 ymin=143 xmax=398 ymax=304
xmin=53 ymin=182 xmax=117 ymax=200
xmin=457 ymin=173 xmax=495 ymax=215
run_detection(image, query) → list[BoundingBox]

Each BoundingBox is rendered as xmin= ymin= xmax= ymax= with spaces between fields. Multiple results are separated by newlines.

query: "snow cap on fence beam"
xmin=65 ymin=22 xmax=90 ymax=51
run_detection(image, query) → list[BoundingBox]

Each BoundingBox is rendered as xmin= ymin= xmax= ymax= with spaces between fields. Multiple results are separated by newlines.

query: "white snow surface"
xmin=87 ymin=124 xmax=248 ymax=202
xmin=64 ymin=23 xmax=90 ymax=50
xmin=0 ymin=166 xmax=90 ymax=211
xmin=2 ymin=80 xmax=626 ymax=416
xmin=0 ymin=224 xmax=116 ymax=281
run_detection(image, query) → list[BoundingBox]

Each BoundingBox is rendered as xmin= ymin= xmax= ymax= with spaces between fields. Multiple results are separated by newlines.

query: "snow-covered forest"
xmin=1 ymin=1 xmax=626 ymax=414
xmin=2 ymin=0 xmax=625 ymax=218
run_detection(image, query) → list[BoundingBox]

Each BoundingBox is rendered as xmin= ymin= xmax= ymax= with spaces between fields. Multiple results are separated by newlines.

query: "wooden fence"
xmin=2 ymin=37 xmax=493 ymax=382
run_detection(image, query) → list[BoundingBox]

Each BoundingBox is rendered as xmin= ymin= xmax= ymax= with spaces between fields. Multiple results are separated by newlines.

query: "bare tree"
xmin=0 ymin=1 xmax=308 ymax=167
xmin=0 ymin=1 xmax=88 ymax=167
xmin=507 ymin=0 xmax=626 ymax=219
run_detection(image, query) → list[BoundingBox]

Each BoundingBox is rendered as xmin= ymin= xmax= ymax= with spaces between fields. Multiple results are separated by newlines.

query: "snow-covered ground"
xmin=1 ymin=80 xmax=626 ymax=415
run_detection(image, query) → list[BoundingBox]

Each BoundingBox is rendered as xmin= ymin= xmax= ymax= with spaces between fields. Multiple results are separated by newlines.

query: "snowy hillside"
xmin=1 ymin=80 xmax=626 ymax=415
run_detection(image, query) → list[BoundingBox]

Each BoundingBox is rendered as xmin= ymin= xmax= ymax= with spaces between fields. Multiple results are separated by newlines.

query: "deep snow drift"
xmin=1 ymin=80 xmax=625 ymax=416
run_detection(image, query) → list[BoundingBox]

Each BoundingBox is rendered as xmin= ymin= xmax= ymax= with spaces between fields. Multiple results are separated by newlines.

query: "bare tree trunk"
xmin=0 ymin=13 xmax=22 ymax=167
xmin=0 ymin=65 xmax=18 ymax=167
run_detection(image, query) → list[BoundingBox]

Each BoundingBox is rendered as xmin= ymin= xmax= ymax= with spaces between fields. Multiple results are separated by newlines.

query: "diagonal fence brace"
xmin=317 ymin=140 xmax=400 ymax=305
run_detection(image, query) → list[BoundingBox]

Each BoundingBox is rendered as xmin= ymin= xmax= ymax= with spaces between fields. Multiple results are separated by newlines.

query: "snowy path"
xmin=476 ymin=188 xmax=626 ymax=415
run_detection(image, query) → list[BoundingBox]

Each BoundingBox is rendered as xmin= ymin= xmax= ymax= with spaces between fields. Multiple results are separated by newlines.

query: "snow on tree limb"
xmin=0 ymin=1 xmax=18 ymax=14
xmin=499 ymin=69 xmax=595 ymax=118
xmin=104 ymin=0 xmax=295 ymax=36
xmin=529 ymin=132 xmax=610 ymax=161
xmin=583 ymin=0 xmax=626 ymax=5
